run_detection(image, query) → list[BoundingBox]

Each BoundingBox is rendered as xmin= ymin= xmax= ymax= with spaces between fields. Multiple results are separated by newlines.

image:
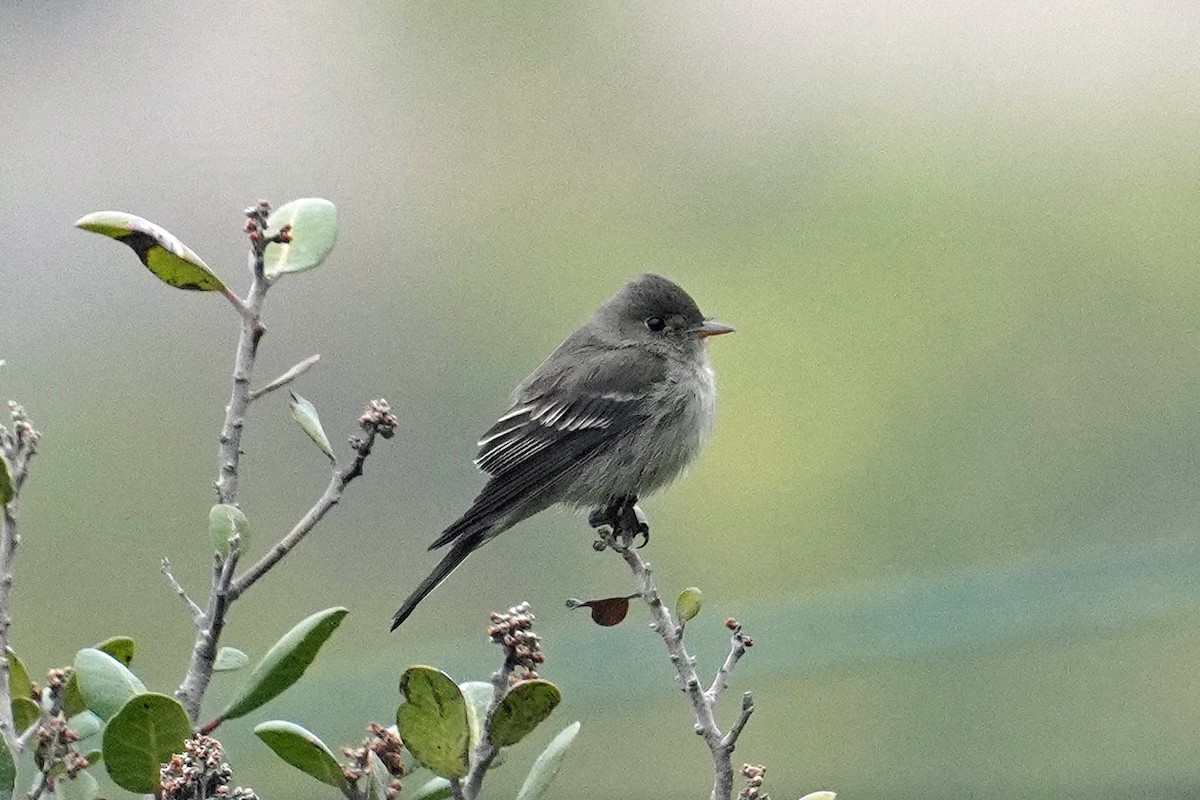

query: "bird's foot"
xmin=589 ymin=499 xmax=649 ymax=552
xmin=618 ymin=503 xmax=650 ymax=549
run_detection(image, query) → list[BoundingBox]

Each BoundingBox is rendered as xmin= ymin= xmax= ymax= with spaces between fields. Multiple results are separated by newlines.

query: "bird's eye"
xmin=645 ymin=316 xmax=666 ymax=332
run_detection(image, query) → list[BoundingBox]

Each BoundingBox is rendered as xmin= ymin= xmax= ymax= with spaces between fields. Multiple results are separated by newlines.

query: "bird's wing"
xmin=427 ymin=347 xmax=664 ymax=549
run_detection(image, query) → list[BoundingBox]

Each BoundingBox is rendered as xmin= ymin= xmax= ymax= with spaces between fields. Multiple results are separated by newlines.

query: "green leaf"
xmin=263 ymin=198 xmax=338 ymax=277
xmin=69 ymin=711 xmax=103 ymax=742
xmin=65 ymin=637 xmax=138 ymax=718
xmin=11 ymin=698 xmax=38 ymax=733
xmin=489 ymin=680 xmax=561 ymax=748
xmin=72 ymin=649 xmax=146 ymax=721
xmin=213 ymin=647 xmax=250 ymax=672
xmin=0 ymin=738 xmax=14 ymax=800
xmin=208 ymin=504 xmax=252 ymax=558
xmin=53 ymin=769 xmax=99 ymax=800
xmin=253 ymin=720 xmax=348 ymax=790
xmin=408 ymin=776 xmax=453 ymax=800
xmin=74 ymin=211 xmax=225 ymax=292
xmin=101 ymin=693 xmax=192 ymax=794
xmin=395 ymin=666 xmax=470 ymax=779
xmin=93 ymin=637 xmax=135 ymax=667
xmin=288 ymin=392 xmax=335 ymax=461
xmin=515 ymin=721 xmax=580 ymax=800
xmin=5 ymin=649 xmax=32 ymax=702
xmin=0 ymin=457 xmax=12 ymax=506
xmin=676 ymin=587 xmax=703 ymax=624
xmin=220 ymin=607 xmax=348 ymax=720
xmin=458 ymin=681 xmax=493 ymax=750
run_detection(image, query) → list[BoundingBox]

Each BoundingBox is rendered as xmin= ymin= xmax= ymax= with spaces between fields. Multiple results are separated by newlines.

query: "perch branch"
xmin=602 ymin=523 xmax=755 ymax=800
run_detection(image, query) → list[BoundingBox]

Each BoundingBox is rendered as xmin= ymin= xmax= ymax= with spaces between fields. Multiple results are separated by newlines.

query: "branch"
xmin=461 ymin=603 xmax=544 ymax=800
xmin=230 ymin=400 xmax=396 ymax=599
xmin=602 ymin=522 xmax=755 ymax=800
xmin=160 ymin=558 xmax=204 ymax=624
xmin=0 ymin=403 xmax=40 ymax=755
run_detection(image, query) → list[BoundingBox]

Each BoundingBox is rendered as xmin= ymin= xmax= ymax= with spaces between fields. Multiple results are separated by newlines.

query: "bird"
xmin=390 ymin=273 xmax=733 ymax=630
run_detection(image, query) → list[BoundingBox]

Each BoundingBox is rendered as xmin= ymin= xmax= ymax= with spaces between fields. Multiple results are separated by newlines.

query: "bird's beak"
xmin=696 ymin=319 xmax=735 ymax=338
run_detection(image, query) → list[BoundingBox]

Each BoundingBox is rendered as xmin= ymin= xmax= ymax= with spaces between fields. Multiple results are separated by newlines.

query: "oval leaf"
xmin=220 ymin=607 xmax=348 ymax=720
xmin=0 ymin=457 xmax=12 ymax=506
xmin=208 ymin=504 xmax=252 ymax=558
xmin=515 ymin=721 xmax=580 ymax=800
xmin=53 ymin=769 xmax=99 ymax=800
xmin=69 ymin=710 xmax=104 ymax=742
xmin=101 ymin=693 xmax=192 ymax=794
xmin=489 ymin=680 xmax=561 ymax=748
xmin=93 ymin=637 xmax=135 ymax=667
xmin=253 ymin=720 xmax=348 ymax=790
xmin=0 ymin=740 xmax=14 ymax=800
xmin=395 ymin=666 xmax=470 ymax=779
xmin=73 ymin=648 xmax=146 ymax=721
xmin=213 ymin=647 xmax=250 ymax=672
xmin=6 ymin=649 xmax=32 ymax=702
xmin=676 ymin=587 xmax=703 ymax=623
xmin=288 ymin=392 xmax=335 ymax=461
xmin=74 ymin=211 xmax=224 ymax=292
xmin=64 ymin=637 xmax=136 ymax=719
xmin=11 ymin=698 xmax=38 ymax=734
xmin=263 ymin=198 xmax=338 ymax=277
xmin=408 ymin=776 xmax=453 ymax=800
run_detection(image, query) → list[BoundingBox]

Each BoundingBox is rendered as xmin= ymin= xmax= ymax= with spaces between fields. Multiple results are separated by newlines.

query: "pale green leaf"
xmin=263 ymin=198 xmax=338 ymax=277
xmin=288 ymin=392 xmax=335 ymax=461
xmin=514 ymin=721 xmax=580 ymax=800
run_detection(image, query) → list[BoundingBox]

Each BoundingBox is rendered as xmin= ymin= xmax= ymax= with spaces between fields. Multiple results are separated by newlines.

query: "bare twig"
xmin=602 ymin=523 xmax=755 ymax=800
xmin=160 ymin=558 xmax=204 ymax=623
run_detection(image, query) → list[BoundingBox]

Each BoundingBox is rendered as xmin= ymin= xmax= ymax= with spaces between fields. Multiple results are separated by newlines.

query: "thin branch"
xmin=602 ymin=521 xmax=756 ymax=800
xmin=229 ymin=410 xmax=391 ymax=600
xmin=706 ymin=624 xmax=752 ymax=705
xmin=160 ymin=558 xmax=204 ymax=624
xmin=449 ymin=778 xmax=466 ymax=800
xmin=722 ymin=692 xmax=755 ymax=749
xmin=249 ymin=354 xmax=321 ymax=401
xmin=461 ymin=665 xmax=508 ymax=800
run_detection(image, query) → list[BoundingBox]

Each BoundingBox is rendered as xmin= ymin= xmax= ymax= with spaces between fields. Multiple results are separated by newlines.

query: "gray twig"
xmin=603 ymin=523 xmax=756 ymax=800
xmin=161 ymin=557 xmax=204 ymax=624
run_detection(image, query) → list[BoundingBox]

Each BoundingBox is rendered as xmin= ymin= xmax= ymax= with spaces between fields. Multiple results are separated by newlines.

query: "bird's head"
xmin=596 ymin=273 xmax=734 ymax=353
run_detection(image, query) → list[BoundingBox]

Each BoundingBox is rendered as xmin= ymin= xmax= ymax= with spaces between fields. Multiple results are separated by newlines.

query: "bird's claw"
xmin=588 ymin=500 xmax=650 ymax=551
xmin=632 ymin=504 xmax=650 ymax=548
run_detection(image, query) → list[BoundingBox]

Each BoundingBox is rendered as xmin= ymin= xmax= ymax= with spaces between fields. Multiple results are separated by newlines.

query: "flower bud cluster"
xmin=487 ymin=602 xmax=544 ymax=682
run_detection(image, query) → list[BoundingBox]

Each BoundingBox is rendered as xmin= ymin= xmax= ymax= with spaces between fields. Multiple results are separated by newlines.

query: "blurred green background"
xmin=4 ymin=2 xmax=1200 ymax=797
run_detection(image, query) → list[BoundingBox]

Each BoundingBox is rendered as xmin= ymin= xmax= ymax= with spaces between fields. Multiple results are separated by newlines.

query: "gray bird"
xmin=390 ymin=273 xmax=733 ymax=630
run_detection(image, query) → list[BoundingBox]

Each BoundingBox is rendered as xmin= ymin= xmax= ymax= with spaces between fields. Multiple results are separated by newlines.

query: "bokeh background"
xmin=4 ymin=2 xmax=1200 ymax=798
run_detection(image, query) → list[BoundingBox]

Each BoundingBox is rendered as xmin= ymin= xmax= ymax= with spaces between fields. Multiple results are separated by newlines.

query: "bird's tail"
xmin=389 ymin=535 xmax=481 ymax=630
